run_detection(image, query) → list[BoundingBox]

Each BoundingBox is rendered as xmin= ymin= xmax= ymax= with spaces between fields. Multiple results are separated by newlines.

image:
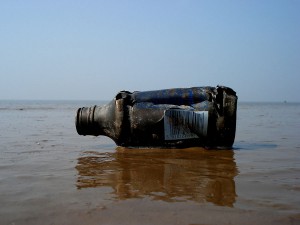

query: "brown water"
xmin=0 ymin=101 xmax=300 ymax=225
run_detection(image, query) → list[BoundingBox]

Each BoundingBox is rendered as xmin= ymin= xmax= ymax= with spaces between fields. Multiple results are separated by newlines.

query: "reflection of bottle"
xmin=76 ymin=148 xmax=238 ymax=206
xmin=76 ymin=86 xmax=237 ymax=148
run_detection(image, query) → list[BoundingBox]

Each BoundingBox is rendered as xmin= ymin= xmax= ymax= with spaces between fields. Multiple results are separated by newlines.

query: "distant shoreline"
xmin=0 ymin=99 xmax=299 ymax=104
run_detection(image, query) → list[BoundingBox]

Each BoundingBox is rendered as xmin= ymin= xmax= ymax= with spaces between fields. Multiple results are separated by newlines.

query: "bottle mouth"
xmin=75 ymin=106 xmax=100 ymax=136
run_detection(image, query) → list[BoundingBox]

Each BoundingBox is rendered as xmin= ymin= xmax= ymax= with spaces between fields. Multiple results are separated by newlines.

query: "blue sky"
xmin=0 ymin=0 xmax=299 ymax=102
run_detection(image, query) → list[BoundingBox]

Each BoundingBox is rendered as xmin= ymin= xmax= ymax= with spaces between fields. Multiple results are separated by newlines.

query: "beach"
xmin=0 ymin=100 xmax=299 ymax=225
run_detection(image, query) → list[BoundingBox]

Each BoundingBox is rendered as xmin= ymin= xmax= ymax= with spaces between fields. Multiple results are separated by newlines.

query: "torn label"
xmin=164 ymin=110 xmax=208 ymax=140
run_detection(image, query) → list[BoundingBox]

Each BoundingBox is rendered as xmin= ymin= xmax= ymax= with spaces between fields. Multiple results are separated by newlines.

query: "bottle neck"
xmin=75 ymin=100 xmax=121 ymax=139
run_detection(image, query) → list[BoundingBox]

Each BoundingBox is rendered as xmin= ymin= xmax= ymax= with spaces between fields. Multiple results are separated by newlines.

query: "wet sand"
xmin=0 ymin=101 xmax=300 ymax=225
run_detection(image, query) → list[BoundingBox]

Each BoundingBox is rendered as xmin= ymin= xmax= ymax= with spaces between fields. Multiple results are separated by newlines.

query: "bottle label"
xmin=164 ymin=110 xmax=208 ymax=140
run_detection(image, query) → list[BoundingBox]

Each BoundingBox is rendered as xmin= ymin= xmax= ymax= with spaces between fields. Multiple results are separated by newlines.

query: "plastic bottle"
xmin=75 ymin=86 xmax=237 ymax=148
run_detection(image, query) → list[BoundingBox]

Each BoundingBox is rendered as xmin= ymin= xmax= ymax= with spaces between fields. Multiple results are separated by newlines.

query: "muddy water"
xmin=0 ymin=101 xmax=300 ymax=225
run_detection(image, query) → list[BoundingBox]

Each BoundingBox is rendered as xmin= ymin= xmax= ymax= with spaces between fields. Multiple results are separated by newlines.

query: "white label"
xmin=164 ymin=110 xmax=208 ymax=140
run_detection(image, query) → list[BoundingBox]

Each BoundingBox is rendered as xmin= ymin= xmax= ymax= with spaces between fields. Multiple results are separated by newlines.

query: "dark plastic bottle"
xmin=76 ymin=86 xmax=237 ymax=149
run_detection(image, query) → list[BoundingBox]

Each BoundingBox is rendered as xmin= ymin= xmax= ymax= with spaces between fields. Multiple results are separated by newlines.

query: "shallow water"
xmin=0 ymin=100 xmax=300 ymax=225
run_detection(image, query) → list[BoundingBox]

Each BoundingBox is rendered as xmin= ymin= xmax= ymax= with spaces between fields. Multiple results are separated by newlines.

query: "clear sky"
xmin=0 ymin=0 xmax=299 ymax=102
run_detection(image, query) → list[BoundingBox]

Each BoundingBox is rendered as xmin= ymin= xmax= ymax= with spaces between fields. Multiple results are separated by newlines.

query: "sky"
xmin=0 ymin=0 xmax=299 ymax=102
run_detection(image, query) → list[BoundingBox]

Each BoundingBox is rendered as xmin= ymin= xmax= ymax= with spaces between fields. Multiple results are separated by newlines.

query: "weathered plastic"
xmin=76 ymin=86 xmax=237 ymax=149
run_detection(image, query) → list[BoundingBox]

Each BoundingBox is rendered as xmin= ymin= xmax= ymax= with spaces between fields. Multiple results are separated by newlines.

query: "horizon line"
xmin=0 ymin=99 xmax=299 ymax=104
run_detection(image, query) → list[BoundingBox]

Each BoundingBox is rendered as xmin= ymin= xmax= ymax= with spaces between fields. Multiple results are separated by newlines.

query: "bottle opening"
xmin=75 ymin=106 xmax=100 ymax=136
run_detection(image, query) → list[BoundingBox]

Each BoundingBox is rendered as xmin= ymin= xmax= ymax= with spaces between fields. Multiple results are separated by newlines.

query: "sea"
xmin=0 ymin=100 xmax=299 ymax=225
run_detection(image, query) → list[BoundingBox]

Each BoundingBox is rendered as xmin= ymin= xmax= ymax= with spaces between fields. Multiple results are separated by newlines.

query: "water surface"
xmin=0 ymin=101 xmax=299 ymax=225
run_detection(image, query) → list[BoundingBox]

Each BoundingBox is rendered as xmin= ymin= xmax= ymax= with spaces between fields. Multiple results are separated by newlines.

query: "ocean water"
xmin=0 ymin=100 xmax=299 ymax=225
